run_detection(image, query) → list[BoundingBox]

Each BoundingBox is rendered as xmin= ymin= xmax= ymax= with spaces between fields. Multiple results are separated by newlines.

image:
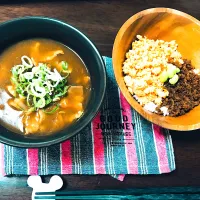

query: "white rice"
xmin=160 ymin=106 xmax=169 ymax=116
xmin=143 ymin=102 xmax=157 ymax=112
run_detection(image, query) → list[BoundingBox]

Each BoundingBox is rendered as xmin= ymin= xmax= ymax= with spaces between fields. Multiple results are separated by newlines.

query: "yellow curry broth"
xmin=0 ymin=38 xmax=91 ymax=135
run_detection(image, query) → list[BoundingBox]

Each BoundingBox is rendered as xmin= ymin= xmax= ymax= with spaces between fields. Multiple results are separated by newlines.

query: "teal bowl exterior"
xmin=0 ymin=17 xmax=106 ymax=148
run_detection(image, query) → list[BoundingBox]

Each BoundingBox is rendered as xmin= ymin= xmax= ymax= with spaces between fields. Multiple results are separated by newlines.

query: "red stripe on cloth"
xmin=61 ymin=140 xmax=72 ymax=174
xmin=152 ymin=124 xmax=170 ymax=173
xmin=92 ymin=112 xmax=106 ymax=174
xmin=27 ymin=149 xmax=39 ymax=175
xmin=119 ymin=92 xmax=138 ymax=174
xmin=117 ymin=174 xmax=125 ymax=181
xmin=0 ymin=144 xmax=5 ymax=176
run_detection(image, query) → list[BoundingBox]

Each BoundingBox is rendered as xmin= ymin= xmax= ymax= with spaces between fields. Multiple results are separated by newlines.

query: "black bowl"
xmin=0 ymin=16 xmax=106 ymax=148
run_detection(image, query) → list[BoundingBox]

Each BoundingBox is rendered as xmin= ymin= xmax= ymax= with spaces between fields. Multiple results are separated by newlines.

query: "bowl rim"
xmin=112 ymin=7 xmax=200 ymax=131
xmin=0 ymin=16 xmax=107 ymax=147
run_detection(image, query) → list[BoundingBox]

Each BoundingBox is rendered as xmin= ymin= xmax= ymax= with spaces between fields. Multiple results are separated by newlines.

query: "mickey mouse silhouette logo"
xmin=27 ymin=175 xmax=63 ymax=200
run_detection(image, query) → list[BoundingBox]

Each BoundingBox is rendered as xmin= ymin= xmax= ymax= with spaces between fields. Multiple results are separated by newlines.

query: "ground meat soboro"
xmin=157 ymin=60 xmax=200 ymax=117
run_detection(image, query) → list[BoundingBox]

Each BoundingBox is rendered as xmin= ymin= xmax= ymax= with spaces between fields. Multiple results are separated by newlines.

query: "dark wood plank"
xmin=0 ymin=0 xmax=200 ymax=199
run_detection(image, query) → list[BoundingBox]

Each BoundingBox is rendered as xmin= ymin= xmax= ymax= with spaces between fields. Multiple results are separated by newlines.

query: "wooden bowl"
xmin=112 ymin=8 xmax=200 ymax=131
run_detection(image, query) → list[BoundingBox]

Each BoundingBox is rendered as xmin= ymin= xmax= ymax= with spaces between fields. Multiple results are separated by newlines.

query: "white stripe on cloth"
xmin=166 ymin=129 xmax=175 ymax=170
xmin=10 ymin=146 xmax=12 ymax=174
xmin=75 ymin=136 xmax=78 ymax=174
xmin=152 ymin=124 xmax=161 ymax=174
xmin=40 ymin=148 xmax=46 ymax=175
xmin=74 ymin=134 xmax=81 ymax=174
xmin=78 ymin=133 xmax=82 ymax=174
xmin=6 ymin=146 xmax=8 ymax=174
xmin=137 ymin=114 xmax=148 ymax=174
xmin=77 ymin=135 xmax=80 ymax=174
xmin=8 ymin=146 xmax=10 ymax=174
xmin=5 ymin=146 xmax=7 ymax=174
xmin=41 ymin=148 xmax=44 ymax=174
xmin=45 ymin=147 xmax=48 ymax=175
xmin=11 ymin=146 xmax=13 ymax=174
xmin=40 ymin=148 xmax=42 ymax=174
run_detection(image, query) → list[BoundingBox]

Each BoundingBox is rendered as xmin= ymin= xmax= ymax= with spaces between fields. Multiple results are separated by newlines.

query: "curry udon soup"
xmin=0 ymin=39 xmax=91 ymax=135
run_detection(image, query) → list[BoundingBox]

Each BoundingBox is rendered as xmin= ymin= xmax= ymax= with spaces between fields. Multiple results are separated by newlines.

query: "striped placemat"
xmin=0 ymin=57 xmax=175 ymax=181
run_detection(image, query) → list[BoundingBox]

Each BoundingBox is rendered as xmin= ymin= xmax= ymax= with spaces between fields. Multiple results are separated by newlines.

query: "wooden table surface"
xmin=0 ymin=0 xmax=200 ymax=199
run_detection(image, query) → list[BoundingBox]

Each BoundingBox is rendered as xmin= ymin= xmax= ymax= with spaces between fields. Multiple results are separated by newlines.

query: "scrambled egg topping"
xmin=123 ymin=35 xmax=183 ymax=107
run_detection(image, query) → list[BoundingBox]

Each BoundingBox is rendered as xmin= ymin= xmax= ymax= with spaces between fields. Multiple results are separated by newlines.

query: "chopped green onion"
xmin=10 ymin=55 xmax=71 ymax=110
xmin=35 ymin=97 xmax=46 ymax=109
xmin=21 ymin=55 xmax=33 ymax=68
xmin=25 ymin=107 xmax=35 ymax=114
xmin=45 ymin=94 xmax=52 ymax=105
xmin=23 ymin=72 xmax=34 ymax=80
xmin=11 ymin=67 xmax=18 ymax=77
xmin=61 ymin=61 xmax=68 ymax=70
xmin=11 ymin=77 xmax=18 ymax=85
xmin=53 ymin=97 xmax=60 ymax=102
xmin=30 ymin=83 xmax=46 ymax=97
xmin=26 ymin=94 xmax=31 ymax=107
